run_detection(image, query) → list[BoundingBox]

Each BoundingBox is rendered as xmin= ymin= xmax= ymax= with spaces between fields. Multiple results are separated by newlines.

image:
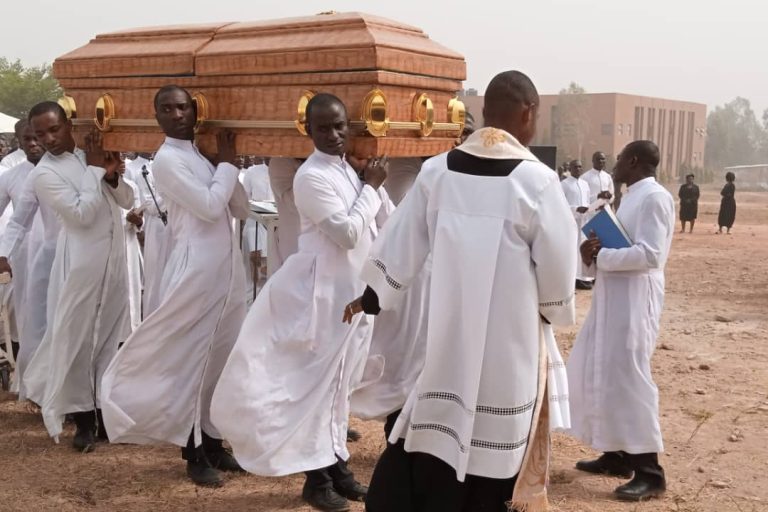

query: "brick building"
xmin=461 ymin=93 xmax=707 ymax=180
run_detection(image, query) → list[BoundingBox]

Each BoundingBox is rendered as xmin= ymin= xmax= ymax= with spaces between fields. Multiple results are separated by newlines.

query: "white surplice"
xmin=101 ymin=137 xmax=248 ymax=447
xmin=360 ymin=128 xmax=577 ymax=482
xmin=581 ymin=168 xmax=615 ymax=204
xmin=0 ymin=148 xmax=26 ymax=171
xmin=211 ymin=149 xmax=393 ymax=475
xmin=124 ymin=157 xmax=170 ymax=318
xmin=0 ymin=165 xmax=60 ymax=400
xmin=23 ymin=150 xmax=134 ymax=438
xmin=267 ymin=158 xmax=301 ymax=272
xmin=560 ymin=175 xmax=593 ymax=282
xmin=567 ymin=177 xmax=674 ymax=454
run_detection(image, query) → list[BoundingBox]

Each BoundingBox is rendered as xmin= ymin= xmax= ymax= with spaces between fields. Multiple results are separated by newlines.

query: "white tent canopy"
xmin=0 ymin=112 xmax=19 ymax=133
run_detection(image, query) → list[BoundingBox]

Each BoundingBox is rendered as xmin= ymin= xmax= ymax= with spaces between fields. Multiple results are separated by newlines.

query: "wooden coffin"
xmin=53 ymin=12 xmax=467 ymax=157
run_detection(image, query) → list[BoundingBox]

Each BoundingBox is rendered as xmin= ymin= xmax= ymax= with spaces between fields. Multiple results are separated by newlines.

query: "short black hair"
xmin=622 ymin=140 xmax=660 ymax=168
xmin=28 ymin=101 xmax=67 ymax=123
xmin=305 ymin=93 xmax=346 ymax=125
xmin=593 ymin=151 xmax=606 ymax=159
xmin=725 ymin=171 xmax=735 ymax=182
xmin=154 ymin=85 xmax=193 ymax=111
xmin=14 ymin=119 xmax=28 ymax=137
xmin=686 ymin=173 xmax=695 ymax=179
xmin=484 ymin=71 xmax=539 ymax=112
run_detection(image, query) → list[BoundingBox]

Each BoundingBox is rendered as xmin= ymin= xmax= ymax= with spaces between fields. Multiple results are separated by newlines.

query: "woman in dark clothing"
xmin=678 ymin=173 xmax=700 ymax=233
xmin=717 ymin=171 xmax=736 ymax=234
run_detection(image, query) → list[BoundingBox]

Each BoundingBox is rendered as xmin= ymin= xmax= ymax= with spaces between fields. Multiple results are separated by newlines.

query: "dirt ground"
xmin=1 ymin=183 xmax=766 ymax=512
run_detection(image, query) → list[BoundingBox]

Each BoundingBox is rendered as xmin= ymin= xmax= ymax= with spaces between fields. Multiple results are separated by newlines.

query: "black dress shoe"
xmin=187 ymin=459 xmax=224 ymax=487
xmin=302 ymin=486 xmax=350 ymax=512
xmin=575 ymin=280 xmax=594 ymax=290
xmin=72 ymin=427 xmax=96 ymax=453
xmin=614 ymin=475 xmax=666 ymax=501
xmin=575 ymin=454 xmax=633 ymax=478
xmin=208 ymin=449 xmax=245 ymax=473
xmin=346 ymin=428 xmax=361 ymax=442
xmin=334 ymin=479 xmax=368 ymax=502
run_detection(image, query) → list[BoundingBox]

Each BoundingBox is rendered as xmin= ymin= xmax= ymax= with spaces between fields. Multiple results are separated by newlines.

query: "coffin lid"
xmin=54 ymin=12 xmax=465 ymax=80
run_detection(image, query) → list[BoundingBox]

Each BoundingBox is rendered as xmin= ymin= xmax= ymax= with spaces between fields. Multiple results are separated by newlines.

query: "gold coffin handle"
xmin=362 ymin=89 xmax=388 ymax=137
xmin=192 ymin=92 xmax=209 ymax=133
xmin=447 ymin=97 xmax=466 ymax=135
xmin=94 ymin=94 xmax=115 ymax=132
xmin=295 ymin=90 xmax=316 ymax=136
xmin=58 ymin=95 xmax=77 ymax=120
xmin=411 ymin=93 xmax=435 ymax=137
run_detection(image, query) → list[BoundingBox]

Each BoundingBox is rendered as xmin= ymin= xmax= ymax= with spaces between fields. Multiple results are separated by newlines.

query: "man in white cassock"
xmin=0 ymin=121 xmax=45 ymax=388
xmin=568 ymin=140 xmax=673 ymax=502
xmin=350 ymin=71 xmax=577 ymax=512
xmin=581 ymin=151 xmax=614 ymax=205
xmin=0 ymin=123 xmax=27 ymax=171
xmin=560 ymin=159 xmax=594 ymax=290
xmin=211 ymin=93 xmax=393 ymax=512
xmin=125 ymin=153 xmax=169 ymax=318
xmin=22 ymin=101 xmax=133 ymax=452
xmin=121 ymin=173 xmax=144 ymax=331
xmin=267 ymin=157 xmax=302 ymax=272
xmin=101 ymin=86 xmax=249 ymax=487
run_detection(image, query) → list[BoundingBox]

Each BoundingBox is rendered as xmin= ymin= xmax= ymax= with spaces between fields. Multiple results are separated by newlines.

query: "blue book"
xmin=581 ymin=207 xmax=632 ymax=249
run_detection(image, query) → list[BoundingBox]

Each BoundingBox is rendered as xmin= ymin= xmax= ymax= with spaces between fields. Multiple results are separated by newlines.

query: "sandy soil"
xmin=1 ymin=183 xmax=766 ymax=512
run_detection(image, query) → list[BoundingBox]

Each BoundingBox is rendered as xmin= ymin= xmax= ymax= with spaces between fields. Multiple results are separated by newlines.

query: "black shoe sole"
xmin=615 ymin=489 xmax=665 ymax=501
xmin=575 ymin=463 xmax=633 ymax=479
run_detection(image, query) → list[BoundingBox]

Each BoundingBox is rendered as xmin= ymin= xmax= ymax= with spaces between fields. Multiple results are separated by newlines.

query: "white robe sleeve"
xmin=596 ymin=192 xmax=672 ymax=272
xmin=0 ymin=173 xmax=11 ymax=216
xmin=0 ymin=177 xmax=39 ymax=258
xmin=33 ymin=165 xmax=106 ymax=228
xmin=530 ymin=178 xmax=578 ymax=326
xmin=360 ymin=176 xmax=430 ymax=310
xmin=375 ymin=186 xmax=396 ymax=228
xmin=228 ymin=181 xmax=250 ymax=221
xmin=293 ymin=170 xmax=382 ymax=250
xmin=153 ymin=154 xmax=239 ymax=223
xmin=606 ymin=172 xmax=616 ymax=204
xmin=104 ymin=173 xmax=136 ymax=210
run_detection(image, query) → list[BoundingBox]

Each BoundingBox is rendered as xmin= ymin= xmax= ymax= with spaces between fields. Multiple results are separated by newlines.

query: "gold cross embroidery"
xmin=481 ymin=128 xmax=506 ymax=147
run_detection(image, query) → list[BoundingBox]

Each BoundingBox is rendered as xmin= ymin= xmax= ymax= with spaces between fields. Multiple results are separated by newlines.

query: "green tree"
xmin=704 ymin=97 xmax=764 ymax=169
xmin=554 ymin=82 xmax=590 ymax=162
xmin=0 ymin=58 xmax=62 ymax=119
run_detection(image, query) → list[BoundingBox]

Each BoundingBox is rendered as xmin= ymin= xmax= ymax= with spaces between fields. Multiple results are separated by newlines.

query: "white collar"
xmin=457 ymin=127 xmax=539 ymax=161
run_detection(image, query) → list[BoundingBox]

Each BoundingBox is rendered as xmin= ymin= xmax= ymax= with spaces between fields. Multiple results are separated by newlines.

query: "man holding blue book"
xmin=567 ymin=140 xmax=675 ymax=502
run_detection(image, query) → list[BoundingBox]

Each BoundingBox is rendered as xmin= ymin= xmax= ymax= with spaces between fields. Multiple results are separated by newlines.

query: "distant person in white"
xmin=23 ymin=101 xmax=134 ymax=453
xmin=267 ymin=157 xmax=302 ymax=272
xmin=101 ymin=85 xmax=249 ymax=488
xmin=0 ymin=120 xmax=45 ymax=393
xmin=125 ymin=153 xmax=169 ymax=318
xmin=560 ymin=159 xmax=594 ymax=290
xmin=569 ymin=140 xmax=674 ymax=502
xmin=581 ymin=151 xmax=614 ymax=204
xmin=0 ymin=121 xmax=27 ymax=171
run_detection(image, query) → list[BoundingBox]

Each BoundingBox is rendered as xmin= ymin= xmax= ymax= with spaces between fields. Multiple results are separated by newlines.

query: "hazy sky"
xmin=2 ymin=0 xmax=766 ymax=117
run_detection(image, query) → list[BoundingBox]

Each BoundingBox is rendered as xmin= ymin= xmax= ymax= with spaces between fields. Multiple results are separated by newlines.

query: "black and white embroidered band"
xmin=539 ymin=294 xmax=574 ymax=308
xmin=410 ymin=422 xmax=529 ymax=452
xmin=418 ymin=392 xmax=535 ymax=417
xmin=410 ymin=423 xmax=468 ymax=452
xmin=373 ymin=259 xmax=403 ymax=290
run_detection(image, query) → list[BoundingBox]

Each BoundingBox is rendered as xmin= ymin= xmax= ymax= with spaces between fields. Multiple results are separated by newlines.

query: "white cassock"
xmin=360 ymin=128 xmax=576 ymax=493
xmin=0 ymin=149 xmax=27 ymax=171
xmin=125 ymin=157 xmax=170 ymax=318
xmin=0 ymin=167 xmax=60 ymax=399
xmin=101 ymin=137 xmax=248 ymax=448
xmin=0 ymin=160 xmax=34 ymax=347
xmin=267 ymin=158 xmax=301 ymax=272
xmin=581 ymin=168 xmax=615 ymax=204
xmin=242 ymin=163 xmax=274 ymax=253
xmin=560 ymin=175 xmax=593 ymax=282
xmin=211 ymin=149 xmax=393 ymax=475
xmin=121 ymin=177 xmax=144 ymax=331
xmin=23 ymin=149 xmax=134 ymax=438
xmin=383 ymin=157 xmax=422 ymax=206
xmin=567 ymin=177 xmax=674 ymax=455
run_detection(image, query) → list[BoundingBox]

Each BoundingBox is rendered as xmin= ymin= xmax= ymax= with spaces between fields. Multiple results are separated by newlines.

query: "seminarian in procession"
xmin=0 ymin=9 xmax=694 ymax=512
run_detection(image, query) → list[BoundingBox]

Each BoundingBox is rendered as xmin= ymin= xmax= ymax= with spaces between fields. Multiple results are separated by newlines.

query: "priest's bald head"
xmin=482 ymin=71 xmax=539 ymax=146
xmin=614 ymin=140 xmax=659 ymax=186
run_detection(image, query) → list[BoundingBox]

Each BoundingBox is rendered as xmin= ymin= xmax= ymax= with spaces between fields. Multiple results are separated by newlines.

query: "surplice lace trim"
xmin=409 ymin=422 xmax=529 ymax=453
xmin=418 ymin=391 xmax=536 ymax=416
xmin=373 ymin=259 xmax=403 ymax=290
xmin=539 ymin=293 xmax=574 ymax=308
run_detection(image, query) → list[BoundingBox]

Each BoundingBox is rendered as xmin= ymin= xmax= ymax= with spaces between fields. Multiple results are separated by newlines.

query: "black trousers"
xmin=366 ymin=438 xmax=517 ymax=512
xmin=604 ymin=451 xmax=665 ymax=482
xmin=182 ymin=428 xmax=225 ymax=462
xmin=305 ymin=456 xmax=357 ymax=489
